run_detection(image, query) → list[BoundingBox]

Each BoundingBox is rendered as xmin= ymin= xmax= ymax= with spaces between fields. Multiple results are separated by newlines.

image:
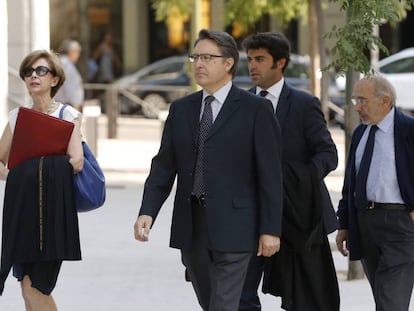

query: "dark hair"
xmin=19 ymin=50 xmax=65 ymax=97
xmin=195 ymin=29 xmax=239 ymax=77
xmin=242 ymin=32 xmax=290 ymax=72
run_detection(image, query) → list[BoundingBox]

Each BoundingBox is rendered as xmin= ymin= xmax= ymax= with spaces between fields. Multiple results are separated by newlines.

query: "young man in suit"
xmin=336 ymin=76 xmax=414 ymax=311
xmin=239 ymin=32 xmax=339 ymax=311
xmin=134 ymin=29 xmax=283 ymax=311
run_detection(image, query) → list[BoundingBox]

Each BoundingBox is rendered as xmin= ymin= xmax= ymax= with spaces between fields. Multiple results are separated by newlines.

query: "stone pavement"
xmin=0 ymin=116 xmax=412 ymax=310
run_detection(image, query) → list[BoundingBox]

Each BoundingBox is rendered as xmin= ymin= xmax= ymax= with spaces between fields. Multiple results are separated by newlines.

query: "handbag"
xmin=60 ymin=105 xmax=106 ymax=212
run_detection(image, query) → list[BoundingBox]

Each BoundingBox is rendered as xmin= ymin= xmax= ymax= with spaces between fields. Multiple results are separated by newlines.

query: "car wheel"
xmin=142 ymin=93 xmax=168 ymax=119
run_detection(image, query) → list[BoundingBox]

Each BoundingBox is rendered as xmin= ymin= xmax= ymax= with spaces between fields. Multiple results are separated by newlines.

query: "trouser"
xmin=357 ymin=208 xmax=414 ymax=311
xmin=181 ymin=197 xmax=252 ymax=311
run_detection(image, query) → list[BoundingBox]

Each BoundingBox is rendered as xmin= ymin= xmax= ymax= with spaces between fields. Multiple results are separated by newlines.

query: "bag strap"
xmin=59 ymin=104 xmax=69 ymax=119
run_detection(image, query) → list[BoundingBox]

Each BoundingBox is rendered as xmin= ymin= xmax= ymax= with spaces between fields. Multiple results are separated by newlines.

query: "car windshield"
xmin=141 ymin=61 xmax=184 ymax=80
xmin=381 ymin=57 xmax=414 ymax=74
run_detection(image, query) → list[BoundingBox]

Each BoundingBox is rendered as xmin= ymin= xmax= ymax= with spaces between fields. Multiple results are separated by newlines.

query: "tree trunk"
xmin=308 ymin=0 xmax=330 ymax=122
xmin=189 ymin=0 xmax=202 ymax=92
xmin=345 ymin=69 xmax=365 ymax=280
xmin=308 ymin=0 xmax=320 ymax=99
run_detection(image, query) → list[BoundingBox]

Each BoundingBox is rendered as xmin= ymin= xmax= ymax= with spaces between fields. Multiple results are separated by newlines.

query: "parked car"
xmin=113 ymin=53 xmax=341 ymax=119
xmin=335 ymin=47 xmax=414 ymax=113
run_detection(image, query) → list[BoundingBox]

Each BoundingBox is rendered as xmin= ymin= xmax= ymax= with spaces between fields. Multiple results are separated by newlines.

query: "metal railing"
xmin=83 ymin=83 xmax=189 ymax=138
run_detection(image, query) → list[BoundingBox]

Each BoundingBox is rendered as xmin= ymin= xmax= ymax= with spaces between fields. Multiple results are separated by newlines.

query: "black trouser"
xmin=181 ymin=196 xmax=252 ymax=311
xmin=357 ymin=208 xmax=414 ymax=311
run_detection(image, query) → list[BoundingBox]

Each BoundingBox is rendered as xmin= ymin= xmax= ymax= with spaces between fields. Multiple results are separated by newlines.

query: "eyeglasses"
xmin=22 ymin=66 xmax=54 ymax=78
xmin=188 ymin=54 xmax=223 ymax=63
xmin=351 ymin=97 xmax=369 ymax=105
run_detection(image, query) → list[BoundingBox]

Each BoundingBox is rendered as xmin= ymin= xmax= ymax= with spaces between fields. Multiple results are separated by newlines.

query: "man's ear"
xmin=383 ymin=95 xmax=392 ymax=107
xmin=277 ymin=58 xmax=287 ymax=69
xmin=224 ymin=57 xmax=235 ymax=73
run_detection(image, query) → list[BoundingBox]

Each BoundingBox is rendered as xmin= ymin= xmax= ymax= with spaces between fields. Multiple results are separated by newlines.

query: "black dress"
xmin=0 ymin=155 xmax=81 ymax=295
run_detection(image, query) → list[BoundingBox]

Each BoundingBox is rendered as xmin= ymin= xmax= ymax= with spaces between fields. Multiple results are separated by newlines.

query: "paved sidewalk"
xmin=0 ymin=116 xmax=412 ymax=310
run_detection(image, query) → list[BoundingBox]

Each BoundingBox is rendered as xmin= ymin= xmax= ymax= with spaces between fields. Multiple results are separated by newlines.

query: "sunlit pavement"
xmin=0 ymin=116 xmax=411 ymax=310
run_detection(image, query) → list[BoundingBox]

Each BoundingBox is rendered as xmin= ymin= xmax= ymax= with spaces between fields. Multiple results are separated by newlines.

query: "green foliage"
xmin=225 ymin=0 xmax=307 ymax=32
xmin=151 ymin=0 xmax=308 ymax=32
xmin=326 ymin=0 xmax=414 ymax=75
xmin=151 ymin=0 xmax=193 ymax=21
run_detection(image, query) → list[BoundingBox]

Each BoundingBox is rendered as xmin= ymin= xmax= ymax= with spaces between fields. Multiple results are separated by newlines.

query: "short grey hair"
xmin=364 ymin=75 xmax=397 ymax=106
xmin=58 ymin=39 xmax=81 ymax=55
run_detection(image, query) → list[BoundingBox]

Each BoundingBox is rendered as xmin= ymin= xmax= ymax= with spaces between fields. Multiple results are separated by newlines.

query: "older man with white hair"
xmin=55 ymin=39 xmax=84 ymax=111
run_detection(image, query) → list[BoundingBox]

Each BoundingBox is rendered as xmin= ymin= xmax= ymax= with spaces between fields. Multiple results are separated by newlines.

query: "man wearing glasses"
xmin=134 ymin=29 xmax=283 ymax=311
xmin=336 ymin=76 xmax=414 ymax=311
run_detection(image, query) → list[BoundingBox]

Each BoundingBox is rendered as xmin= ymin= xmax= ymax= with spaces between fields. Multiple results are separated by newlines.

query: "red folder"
xmin=8 ymin=107 xmax=75 ymax=169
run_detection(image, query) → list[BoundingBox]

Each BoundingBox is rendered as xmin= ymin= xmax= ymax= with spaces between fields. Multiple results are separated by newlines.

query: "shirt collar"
xmin=257 ymin=77 xmax=284 ymax=99
xmin=203 ymin=81 xmax=232 ymax=104
xmin=376 ymin=107 xmax=394 ymax=133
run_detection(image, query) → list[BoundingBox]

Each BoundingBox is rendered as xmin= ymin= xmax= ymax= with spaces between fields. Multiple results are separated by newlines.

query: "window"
xmin=381 ymin=57 xmax=414 ymax=74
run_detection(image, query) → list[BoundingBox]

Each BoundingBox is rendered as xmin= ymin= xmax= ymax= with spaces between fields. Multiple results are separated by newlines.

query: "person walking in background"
xmin=92 ymin=31 xmax=121 ymax=83
xmin=240 ymin=32 xmax=340 ymax=311
xmin=336 ymin=76 xmax=414 ymax=311
xmin=0 ymin=50 xmax=84 ymax=310
xmin=55 ymin=39 xmax=84 ymax=111
xmin=134 ymin=29 xmax=283 ymax=311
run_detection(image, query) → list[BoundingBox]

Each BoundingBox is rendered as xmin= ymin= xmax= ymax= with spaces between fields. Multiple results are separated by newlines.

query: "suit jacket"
xmin=251 ymin=83 xmax=338 ymax=233
xmin=337 ymin=108 xmax=414 ymax=260
xmin=262 ymin=162 xmax=340 ymax=311
xmin=139 ymin=84 xmax=283 ymax=253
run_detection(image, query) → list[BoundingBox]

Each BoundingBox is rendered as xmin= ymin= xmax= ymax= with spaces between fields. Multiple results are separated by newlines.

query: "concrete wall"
xmin=122 ymin=0 xmax=149 ymax=73
xmin=1 ymin=1 xmax=8 ymax=126
xmin=298 ymin=2 xmax=346 ymax=55
xmin=8 ymin=0 xmax=50 ymax=110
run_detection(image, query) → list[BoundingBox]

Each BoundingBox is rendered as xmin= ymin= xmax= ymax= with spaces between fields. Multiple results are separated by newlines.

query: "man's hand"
xmin=257 ymin=234 xmax=280 ymax=257
xmin=410 ymin=211 xmax=414 ymax=223
xmin=336 ymin=229 xmax=349 ymax=257
xmin=134 ymin=215 xmax=153 ymax=241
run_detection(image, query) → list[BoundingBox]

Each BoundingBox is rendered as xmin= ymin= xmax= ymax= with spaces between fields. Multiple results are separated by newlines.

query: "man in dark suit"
xmin=239 ymin=32 xmax=339 ymax=311
xmin=134 ymin=29 xmax=283 ymax=311
xmin=336 ymin=76 xmax=414 ymax=311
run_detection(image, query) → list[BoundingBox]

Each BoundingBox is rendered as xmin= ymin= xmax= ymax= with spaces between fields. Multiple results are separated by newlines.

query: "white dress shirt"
xmin=200 ymin=81 xmax=232 ymax=122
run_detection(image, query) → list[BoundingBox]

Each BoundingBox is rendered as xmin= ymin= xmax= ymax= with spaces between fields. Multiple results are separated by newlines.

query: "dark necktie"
xmin=259 ymin=90 xmax=268 ymax=97
xmin=355 ymin=125 xmax=378 ymax=209
xmin=258 ymin=90 xmax=275 ymax=113
xmin=193 ymin=96 xmax=214 ymax=198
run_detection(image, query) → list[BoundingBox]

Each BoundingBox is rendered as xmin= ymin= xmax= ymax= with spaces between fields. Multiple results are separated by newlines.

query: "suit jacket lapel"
xmin=207 ymin=85 xmax=240 ymax=139
xmin=275 ymin=83 xmax=291 ymax=129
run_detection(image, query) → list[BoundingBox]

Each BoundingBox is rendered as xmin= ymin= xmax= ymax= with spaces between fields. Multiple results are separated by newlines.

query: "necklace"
xmin=46 ymin=100 xmax=57 ymax=114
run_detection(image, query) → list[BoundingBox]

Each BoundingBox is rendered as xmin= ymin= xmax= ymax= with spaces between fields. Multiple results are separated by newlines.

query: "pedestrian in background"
xmin=240 ymin=32 xmax=340 ymax=311
xmin=55 ymin=39 xmax=84 ymax=112
xmin=336 ymin=75 xmax=414 ymax=311
xmin=0 ymin=50 xmax=83 ymax=311
xmin=134 ymin=29 xmax=283 ymax=311
xmin=92 ymin=31 xmax=121 ymax=83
